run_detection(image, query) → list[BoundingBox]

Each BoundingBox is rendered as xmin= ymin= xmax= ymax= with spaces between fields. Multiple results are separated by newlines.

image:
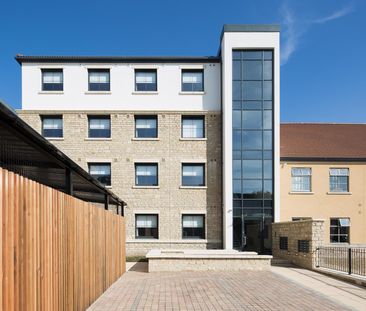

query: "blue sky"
xmin=1 ymin=0 xmax=365 ymax=122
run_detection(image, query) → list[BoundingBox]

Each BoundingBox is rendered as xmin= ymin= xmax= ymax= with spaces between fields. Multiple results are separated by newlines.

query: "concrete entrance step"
xmin=271 ymin=258 xmax=294 ymax=267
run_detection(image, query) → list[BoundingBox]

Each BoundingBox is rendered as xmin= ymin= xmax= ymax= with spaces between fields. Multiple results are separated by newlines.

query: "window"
xmin=41 ymin=116 xmax=63 ymax=138
xmin=291 ymin=168 xmax=311 ymax=192
xmin=182 ymin=215 xmax=205 ymax=239
xmin=182 ymin=163 xmax=205 ymax=187
xmin=135 ymin=116 xmax=157 ymax=138
xmin=135 ymin=69 xmax=157 ymax=91
xmin=88 ymin=116 xmax=111 ymax=138
xmin=88 ymin=69 xmax=110 ymax=91
xmin=135 ymin=214 xmax=158 ymax=239
xmin=181 ymin=69 xmax=204 ymax=92
xmin=88 ymin=163 xmax=111 ymax=186
xmin=279 ymin=237 xmax=288 ymax=250
xmin=135 ymin=163 xmax=158 ymax=186
xmin=298 ymin=240 xmax=310 ymax=253
xmin=330 ymin=218 xmax=350 ymax=243
xmin=42 ymin=69 xmax=63 ymax=91
xmin=329 ymin=168 xmax=349 ymax=192
xmin=181 ymin=116 xmax=204 ymax=138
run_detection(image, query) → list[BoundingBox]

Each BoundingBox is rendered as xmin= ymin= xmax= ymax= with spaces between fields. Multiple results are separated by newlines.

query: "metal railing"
xmin=316 ymin=246 xmax=366 ymax=277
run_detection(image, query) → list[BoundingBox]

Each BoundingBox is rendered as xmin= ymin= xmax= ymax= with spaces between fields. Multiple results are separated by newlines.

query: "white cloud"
xmin=280 ymin=3 xmax=353 ymax=65
xmin=313 ymin=6 xmax=354 ymax=24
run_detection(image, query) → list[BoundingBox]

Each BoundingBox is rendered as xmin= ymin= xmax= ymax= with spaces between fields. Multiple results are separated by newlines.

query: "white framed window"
xmin=182 ymin=215 xmax=205 ymax=239
xmin=88 ymin=116 xmax=111 ymax=138
xmin=135 ymin=69 xmax=157 ymax=91
xmin=135 ymin=214 xmax=158 ymax=239
xmin=41 ymin=116 xmax=63 ymax=138
xmin=88 ymin=69 xmax=110 ymax=91
xmin=291 ymin=168 xmax=311 ymax=192
xmin=329 ymin=168 xmax=349 ymax=192
xmin=182 ymin=69 xmax=204 ymax=92
xmin=88 ymin=163 xmax=111 ymax=186
xmin=181 ymin=116 xmax=204 ymax=138
xmin=182 ymin=163 xmax=205 ymax=186
xmin=42 ymin=69 xmax=63 ymax=91
xmin=135 ymin=163 xmax=158 ymax=186
xmin=135 ymin=116 xmax=157 ymax=138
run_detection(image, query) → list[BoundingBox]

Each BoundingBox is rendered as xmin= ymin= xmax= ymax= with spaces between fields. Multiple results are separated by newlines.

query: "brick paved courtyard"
xmin=87 ymin=263 xmax=353 ymax=310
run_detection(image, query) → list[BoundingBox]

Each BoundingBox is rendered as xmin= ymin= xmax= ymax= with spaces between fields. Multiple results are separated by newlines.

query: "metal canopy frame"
xmin=0 ymin=101 xmax=125 ymax=215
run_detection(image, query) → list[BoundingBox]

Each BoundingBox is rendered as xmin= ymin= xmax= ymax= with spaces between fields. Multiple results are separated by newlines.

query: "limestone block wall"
xmin=18 ymin=110 xmax=222 ymax=256
xmin=272 ymin=219 xmax=325 ymax=269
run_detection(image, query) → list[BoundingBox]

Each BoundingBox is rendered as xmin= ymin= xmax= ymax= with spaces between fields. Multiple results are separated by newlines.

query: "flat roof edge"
xmin=15 ymin=55 xmax=221 ymax=64
xmin=223 ymin=24 xmax=280 ymax=33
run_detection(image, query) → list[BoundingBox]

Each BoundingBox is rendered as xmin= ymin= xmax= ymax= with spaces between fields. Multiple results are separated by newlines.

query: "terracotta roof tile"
xmin=280 ymin=123 xmax=366 ymax=160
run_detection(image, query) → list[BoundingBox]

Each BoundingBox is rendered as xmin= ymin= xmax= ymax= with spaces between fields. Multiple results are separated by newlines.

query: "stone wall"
xmin=272 ymin=219 xmax=325 ymax=269
xmin=18 ymin=110 xmax=222 ymax=256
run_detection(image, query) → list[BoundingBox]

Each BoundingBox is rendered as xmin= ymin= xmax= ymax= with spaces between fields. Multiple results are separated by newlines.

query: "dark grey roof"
xmin=15 ymin=55 xmax=221 ymax=64
xmin=222 ymin=24 xmax=280 ymax=33
xmin=0 ymin=100 xmax=125 ymax=208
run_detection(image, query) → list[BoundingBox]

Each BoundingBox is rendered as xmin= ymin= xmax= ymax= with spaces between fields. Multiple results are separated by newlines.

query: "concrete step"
xmin=271 ymin=258 xmax=293 ymax=267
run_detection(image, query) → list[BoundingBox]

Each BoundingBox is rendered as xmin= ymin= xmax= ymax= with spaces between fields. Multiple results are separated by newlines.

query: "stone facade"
xmin=272 ymin=219 xmax=325 ymax=269
xmin=18 ymin=110 xmax=222 ymax=256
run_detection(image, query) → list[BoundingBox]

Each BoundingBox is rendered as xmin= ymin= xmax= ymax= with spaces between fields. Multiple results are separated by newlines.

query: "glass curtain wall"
xmin=232 ymin=50 xmax=274 ymax=254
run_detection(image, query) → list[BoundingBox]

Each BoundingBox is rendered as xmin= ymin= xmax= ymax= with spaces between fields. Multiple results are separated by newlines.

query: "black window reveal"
xmin=298 ymin=240 xmax=310 ymax=253
xmin=135 ymin=214 xmax=158 ymax=239
xmin=279 ymin=237 xmax=288 ymax=250
xmin=88 ymin=69 xmax=110 ymax=91
xmin=135 ymin=116 xmax=158 ymax=138
xmin=135 ymin=69 xmax=157 ymax=91
xmin=41 ymin=116 xmax=63 ymax=138
xmin=181 ymin=69 xmax=204 ymax=92
xmin=42 ymin=69 xmax=63 ymax=91
xmin=88 ymin=115 xmax=111 ymax=138
xmin=88 ymin=163 xmax=111 ymax=186
xmin=182 ymin=215 xmax=205 ymax=239
xmin=330 ymin=218 xmax=350 ymax=243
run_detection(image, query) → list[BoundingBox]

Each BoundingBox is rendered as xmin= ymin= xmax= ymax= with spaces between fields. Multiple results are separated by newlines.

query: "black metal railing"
xmin=316 ymin=246 xmax=366 ymax=277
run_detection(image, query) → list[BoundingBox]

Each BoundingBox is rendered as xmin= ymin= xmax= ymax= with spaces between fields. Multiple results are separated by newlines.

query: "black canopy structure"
xmin=0 ymin=100 xmax=125 ymax=215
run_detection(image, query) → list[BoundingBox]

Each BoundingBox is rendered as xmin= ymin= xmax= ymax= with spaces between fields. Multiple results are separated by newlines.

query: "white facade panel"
xmin=21 ymin=63 xmax=221 ymax=111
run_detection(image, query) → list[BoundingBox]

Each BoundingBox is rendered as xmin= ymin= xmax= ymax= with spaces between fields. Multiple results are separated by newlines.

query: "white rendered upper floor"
xmin=17 ymin=24 xmax=280 ymax=113
xmin=18 ymin=56 xmax=221 ymax=112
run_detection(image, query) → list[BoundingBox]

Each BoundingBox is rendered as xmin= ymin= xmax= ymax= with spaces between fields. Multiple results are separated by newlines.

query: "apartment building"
xmin=17 ymin=24 xmax=280 ymax=255
xmin=280 ymin=123 xmax=366 ymax=244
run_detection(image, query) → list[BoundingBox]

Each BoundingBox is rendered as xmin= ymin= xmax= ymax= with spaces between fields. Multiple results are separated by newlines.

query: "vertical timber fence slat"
xmin=0 ymin=168 xmax=126 ymax=311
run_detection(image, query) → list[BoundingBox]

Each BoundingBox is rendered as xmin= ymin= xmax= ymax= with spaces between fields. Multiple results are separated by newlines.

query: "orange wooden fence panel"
xmin=0 ymin=168 xmax=126 ymax=311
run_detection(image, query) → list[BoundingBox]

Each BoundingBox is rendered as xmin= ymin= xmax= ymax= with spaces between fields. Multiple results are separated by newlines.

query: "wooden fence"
xmin=0 ymin=168 xmax=126 ymax=311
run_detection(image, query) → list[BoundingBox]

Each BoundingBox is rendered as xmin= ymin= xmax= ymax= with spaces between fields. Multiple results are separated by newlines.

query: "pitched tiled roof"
xmin=281 ymin=123 xmax=366 ymax=161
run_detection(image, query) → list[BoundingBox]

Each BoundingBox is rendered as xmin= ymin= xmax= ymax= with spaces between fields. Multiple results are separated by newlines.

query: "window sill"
xmin=132 ymin=91 xmax=158 ymax=95
xmin=85 ymin=91 xmax=111 ymax=95
xmin=126 ymin=239 xmax=208 ymax=244
xmin=38 ymin=91 xmax=64 ymax=94
xmin=105 ymin=185 xmax=112 ymax=189
xmin=84 ymin=138 xmax=112 ymax=141
xmin=45 ymin=137 xmax=64 ymax=141
xmin=179 ymin=138 xmax=207 ymax=141
xmin=180 ymin=186 xmax=207 ymax=190
xmin=289 ymin=191 xmax=314 ymax=195
xmin=131 ymin=138 xmax=160 ymax=141
xmin=179 ymin=91 xmax=205 ymax=95
xmin=327 ymin=192 xmax=352 ymax=195
xmin=132 ymin=186 xmax=160 ymax=189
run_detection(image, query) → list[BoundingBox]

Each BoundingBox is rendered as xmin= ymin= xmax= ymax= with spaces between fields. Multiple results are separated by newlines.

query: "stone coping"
xmin=146 ymin=249 xmax=272 ymax=260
